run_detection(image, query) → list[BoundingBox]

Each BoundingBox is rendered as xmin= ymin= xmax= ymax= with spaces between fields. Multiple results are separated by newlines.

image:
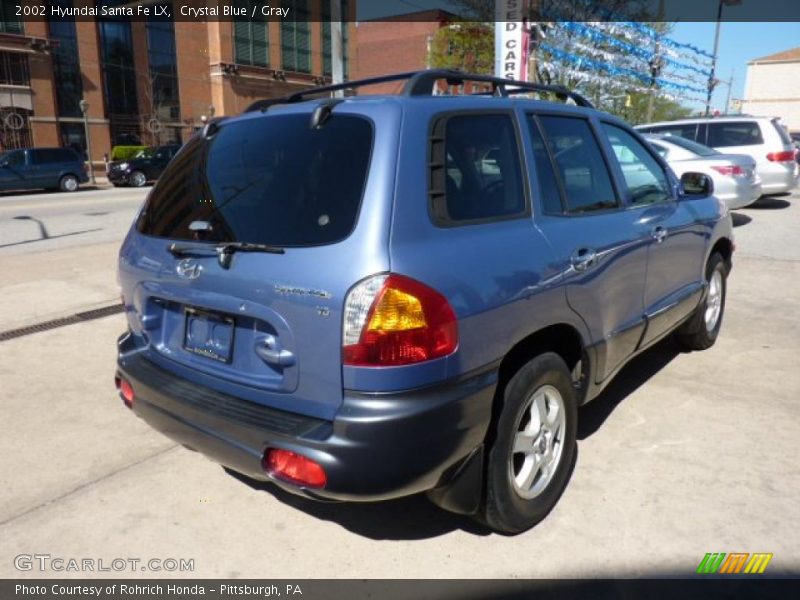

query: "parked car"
xmin=643 ymin=133 xmax=761 ymax=209
xmin=0 ymin=147 xmax=88 ymax=193
xmin=107 ymin=144 xmax=181 ymax=187
xmin=636 ymin=116 xmax=797 ymax=195
xmin=115 ymin=70 xmax=734 ymax=534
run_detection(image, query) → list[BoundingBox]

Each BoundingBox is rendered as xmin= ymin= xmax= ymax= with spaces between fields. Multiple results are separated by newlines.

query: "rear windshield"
xmin=137 ymin=113 xmax=373 ymax=246
xmin=661 ymin=134 xmax=717 ymax=157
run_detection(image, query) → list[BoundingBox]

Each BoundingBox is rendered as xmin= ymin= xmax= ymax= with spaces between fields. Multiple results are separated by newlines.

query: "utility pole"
xmin=330 ymin=0 xmax=344 ymax=97
xmin=705 ymin=0 xmax=741 ymax=116
xmin=724 ymin=68 xmax=735 ymax=114
xmin=646 ymin=0 xmax=666 ymax=123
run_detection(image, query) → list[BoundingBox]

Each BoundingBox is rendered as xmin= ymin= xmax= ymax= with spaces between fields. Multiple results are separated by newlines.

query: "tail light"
xmin=343 ymin=274 xmax=458 ymax=366
xmin=115 ymin=376 xmax=135 ymax=408
xmin=710 ymin=165 xmax=745 ymax=177
xmin=766 ymin=151 xmax=795 ymax=162
xmin=263 ymin=448 xmax=327 ymax=488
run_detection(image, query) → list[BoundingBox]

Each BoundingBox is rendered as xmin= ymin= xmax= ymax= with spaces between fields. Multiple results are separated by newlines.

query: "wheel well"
xmin=711 ymin=237 xmax=733 ymax=271
xmin=495 ymin=324 xmax=586 ymax=404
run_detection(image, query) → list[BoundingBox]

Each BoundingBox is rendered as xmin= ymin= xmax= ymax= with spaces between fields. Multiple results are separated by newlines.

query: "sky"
xmin=356 ymin=1 xmax=800 ymax=113
xmin=670 ymin=22 xmax=800 ymax=112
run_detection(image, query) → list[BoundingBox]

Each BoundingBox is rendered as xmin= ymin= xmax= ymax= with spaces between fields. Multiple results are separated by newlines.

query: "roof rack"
xmin=244 ymin=69 xmax=594 ymax=112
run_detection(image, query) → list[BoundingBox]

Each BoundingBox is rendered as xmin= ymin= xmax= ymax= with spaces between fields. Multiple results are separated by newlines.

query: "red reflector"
xmin=115 ymin=376 xmax=135 ymax=408
xmin=263 ymin=449 xmax=327 ymax=488
xmin=766 ymin=151 xmax=795 ymax=162
xmin=710 ymin=165 xmax=744 ymax=177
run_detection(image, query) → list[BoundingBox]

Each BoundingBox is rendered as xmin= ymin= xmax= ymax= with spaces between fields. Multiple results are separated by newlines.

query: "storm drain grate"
xmin=0 ymin=303 xmax=124 ymax=342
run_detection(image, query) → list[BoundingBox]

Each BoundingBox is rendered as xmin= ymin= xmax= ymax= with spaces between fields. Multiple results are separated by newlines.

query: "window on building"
xmin=147 ymin=6 xmax=181 ymax=122
xmin=0 ymin=4 xmax=24 ymax=34
xmin=60 ymin=122 xmax=87 ymax=160
xmin=0 ymin=52 xmax=29 ymax=86
xmin=233 ymin=1 xmax=269 ymax=67
xmin=47 ymin=1 xmax=83 ymax=118
xmin=98 ymin=18 xmax=140 ymax=145
xmin=322 ymin=0 xmax=349 ymax=79
xmin=281 ymin=0 xmax=311 ymax=73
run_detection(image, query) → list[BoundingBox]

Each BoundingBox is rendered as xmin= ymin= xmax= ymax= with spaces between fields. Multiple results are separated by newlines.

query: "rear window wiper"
xmin=168 ymin=241 xmax=285 ymax=269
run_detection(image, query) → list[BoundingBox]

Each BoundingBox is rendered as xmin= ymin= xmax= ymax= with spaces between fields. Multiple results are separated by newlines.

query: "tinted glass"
xmin=31 ymin=149 xmax=77 ymax=164
xmin=538 ymin=116 xmax=617 ymax=213
xmin=138 ymin=114 xmax=372 ymax=246
xmin=527 ymin=117 xmax=563 ymax=214
xmin=441 ymin=114 xmax=525 ymax=222
xmin=648 ymin=123 xmax=699 ymax=141
xmin=649 ymin=141 xmax=669 ymax=158
xmin=2 ymin=151 xmax=25 ymax=166
xmin=661 ymin=135 xmax=717 ymax=157
xmin=707 ymin=122 xmax=764 ymax=147
xmin=603 ymin=124 xmax=671 ymax=206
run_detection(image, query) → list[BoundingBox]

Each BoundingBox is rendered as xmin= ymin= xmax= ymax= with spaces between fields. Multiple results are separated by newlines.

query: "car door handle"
xmin=570 ymin=248 xmax=597 ymax=272
xmin=255 ymin=335 xmax=295 ymax=367
xmin=652 ymin=226 xmax=668 ymax=244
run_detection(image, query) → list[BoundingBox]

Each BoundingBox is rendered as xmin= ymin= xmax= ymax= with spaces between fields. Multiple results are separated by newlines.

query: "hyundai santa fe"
xmin=115 ymin=70 xmax=734 ymax=534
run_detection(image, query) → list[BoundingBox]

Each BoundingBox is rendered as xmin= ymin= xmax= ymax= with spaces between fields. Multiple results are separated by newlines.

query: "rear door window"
xmin=537 ymin=115 xmax=618 ymax=214
xmin=771 ymin=118 xmax=793 ymax=145
xmin=430 ymin=113 xmax=526 ymax=224
xmin=31 ymin=149 xmax=76 ymax=164
xmin=137 ymin=113 xmax=373 ymax=246
xmin=707 ymin=122 xmax=764 ymax=147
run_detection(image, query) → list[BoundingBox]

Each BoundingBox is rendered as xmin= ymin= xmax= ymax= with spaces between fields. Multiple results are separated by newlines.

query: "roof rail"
xmin=243 ymin=69 xmax=594 ymax=112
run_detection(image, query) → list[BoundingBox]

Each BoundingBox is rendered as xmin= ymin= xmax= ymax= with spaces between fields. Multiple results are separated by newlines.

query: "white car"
xmin=643 ymin=134 xmax=762 ymax=209
xmin=636 ymin=116 xmax=796 ymax=196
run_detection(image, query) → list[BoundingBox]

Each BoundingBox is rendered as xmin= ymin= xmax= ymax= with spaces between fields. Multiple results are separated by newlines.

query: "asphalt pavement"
xmin=0 ymin=189 xmax=798 ymax=578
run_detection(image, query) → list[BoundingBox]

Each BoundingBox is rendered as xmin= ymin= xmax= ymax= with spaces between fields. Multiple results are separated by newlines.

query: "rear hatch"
xmin=119 ymin=109 xmax=380 ymax=421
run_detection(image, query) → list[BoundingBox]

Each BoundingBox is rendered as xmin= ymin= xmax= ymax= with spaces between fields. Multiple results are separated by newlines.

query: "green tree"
xmin=428 ymin=23 xmax=494 ymax=74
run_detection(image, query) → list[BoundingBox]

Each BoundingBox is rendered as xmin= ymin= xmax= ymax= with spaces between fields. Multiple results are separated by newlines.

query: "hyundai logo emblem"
xmin=176 ymin=259 xmax=202 ymax=280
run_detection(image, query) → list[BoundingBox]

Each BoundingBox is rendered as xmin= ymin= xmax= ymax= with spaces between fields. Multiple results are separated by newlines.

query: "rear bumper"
xmin=717 ymin=179 xmax=762 ymax=210
xmin=116 ymin=333 xmax=496 ymax=502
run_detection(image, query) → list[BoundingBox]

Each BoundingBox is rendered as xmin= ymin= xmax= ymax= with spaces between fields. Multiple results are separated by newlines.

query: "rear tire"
xmin=479 ymin=352 xmax=577 ymax=534
xmin=676 ymin=253 xmax=727 ymax=351
xmin=59 ymin=174 xmax=79 ymax=192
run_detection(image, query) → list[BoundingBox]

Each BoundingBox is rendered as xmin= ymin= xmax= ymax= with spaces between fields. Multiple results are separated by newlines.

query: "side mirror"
xmin=680 ymin=172 xmax=714 ymax=198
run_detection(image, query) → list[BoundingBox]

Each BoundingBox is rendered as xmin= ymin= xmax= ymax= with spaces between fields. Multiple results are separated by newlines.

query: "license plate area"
xmin=183 ymin=307 xmax=235 ymax=363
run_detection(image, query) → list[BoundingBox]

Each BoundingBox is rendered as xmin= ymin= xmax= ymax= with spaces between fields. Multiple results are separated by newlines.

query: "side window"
xmin=537 ymin=115 xmax=617 ymax=214
xmin=526 ymin=117 xmax=563 ymax=214
xmin=707 ymin=122 xmax=764 ymax=147
xmin=3 ymin=150 xmax=25 ymax=167
xmin=651 ymin=124 xmax=698 ymax=141
xmin=602 ymin=124 xmax=672 ymax=207
xmin=650 ymin=142 xmax=669 ymax=158
xmin=430 ymin=113 xmax=525 ymax=224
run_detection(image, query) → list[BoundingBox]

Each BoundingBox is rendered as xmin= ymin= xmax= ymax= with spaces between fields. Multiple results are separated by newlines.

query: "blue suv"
xmin=116 ymin=71 xmax=733 ymax=533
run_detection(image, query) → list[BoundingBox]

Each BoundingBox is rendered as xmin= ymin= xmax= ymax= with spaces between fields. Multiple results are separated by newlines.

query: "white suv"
xmin=636 ymin=116 xmax=798 ymax=195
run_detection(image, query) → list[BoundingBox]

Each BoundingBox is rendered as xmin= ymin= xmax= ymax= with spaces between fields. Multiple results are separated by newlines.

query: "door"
xmin=0 ymin=150 xmax=29 ymax=191
xmin=600 ymin=123 xmax=707 ymax=346
xmin=529 ymin=113 xmax=650 ymax=381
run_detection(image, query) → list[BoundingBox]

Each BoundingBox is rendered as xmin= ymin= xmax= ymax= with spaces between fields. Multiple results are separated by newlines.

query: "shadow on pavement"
xmin=228 ymin=338 xmax=685 ymax=539
xmin=578 ymin=336 xmax=682 ymax=440
xmin=225 ymin=468 xmax=492 ymax=540
xmin=747 ymin=196 xmax=792 ymax=210
xmin=731 ymin=213 xmax=752 ymax=227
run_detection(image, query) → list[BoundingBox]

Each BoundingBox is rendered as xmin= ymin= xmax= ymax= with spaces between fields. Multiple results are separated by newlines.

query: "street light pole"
xmin=78 ymin=99 xmax=95 ymax=185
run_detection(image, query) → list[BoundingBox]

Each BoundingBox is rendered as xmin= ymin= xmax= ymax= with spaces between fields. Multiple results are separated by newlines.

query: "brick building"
xmin=352 ymin=10 xmax=451 ymax=95
xmin=0 ymin=0 xmax=352 ymax=178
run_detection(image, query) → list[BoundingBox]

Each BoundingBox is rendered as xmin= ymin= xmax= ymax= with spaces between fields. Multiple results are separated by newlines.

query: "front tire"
xmin=130 ymin=171 xmax=147 ymax=187
xmin=480 ymin=352 xmax=577 ymax=534
xmin=676 ymin=253 xmax=728 ymax=351
xmin=59 ymin=174 xmax=79 ymax=192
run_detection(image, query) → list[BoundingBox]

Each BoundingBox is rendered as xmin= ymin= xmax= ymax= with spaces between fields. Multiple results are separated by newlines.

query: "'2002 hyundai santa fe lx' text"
xmin=115 ymin=70 xmax=734 ymax=534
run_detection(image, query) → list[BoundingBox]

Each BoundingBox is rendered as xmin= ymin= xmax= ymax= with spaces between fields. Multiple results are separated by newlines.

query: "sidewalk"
xmin=0 ymin=241 xmax=121 ymax=332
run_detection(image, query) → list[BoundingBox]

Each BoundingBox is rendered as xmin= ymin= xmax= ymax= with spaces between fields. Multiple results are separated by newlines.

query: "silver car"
xmin=637 ymin=117 xmax=797 ymax=195
xmin=644 ymin=134 xmax=762 ymax=209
